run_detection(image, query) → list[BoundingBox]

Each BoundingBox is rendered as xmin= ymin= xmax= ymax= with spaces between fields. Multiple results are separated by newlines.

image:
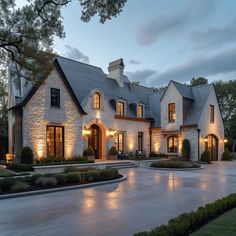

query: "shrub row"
xmin=134 ymin=193 xmax=236 ymax=236
xmin=150 ymin=160 xmax=201 ymax=169
xmin=8 ymin=163 xmax=34 ymax=172
xmin=0 ymin=168 xmax=120 ymax=193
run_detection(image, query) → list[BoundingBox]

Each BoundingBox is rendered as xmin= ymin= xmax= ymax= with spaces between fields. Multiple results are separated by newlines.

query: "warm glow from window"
xmin=94 ymin=92 xmax=100 ymax=109
xmin=210 ymin=105 xmax=214 ymax=123
xmin=167 ymin=136 xmax=178 ymax=153
xmin=168 ymin=103 xmax=176 ymax=122
xmin=137 ymin=105 xmax=144 ymax=118
xmin=117 ymin=101 xmax=124 ymax=116
xmin=115 ymin=132 xmax=124 ymax=151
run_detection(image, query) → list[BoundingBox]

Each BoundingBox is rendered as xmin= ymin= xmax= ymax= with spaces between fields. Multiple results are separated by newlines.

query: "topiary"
xmin=201 ymin=150 xmax=211 ymax=163
xmin=55 ymin=173 xmax=68 ymax=185
xmin=88 ymin=170 xmax=101 ymax=181
xmin=35 ymin=176 xmax=57 ymax=187
xmin=222 ymin=148 xmax=232 ymax=161
xmin=182 ymin=139 xmax=191 ymax=161
xmin=83 ymin=145 xmax=95 ymax=156
xmin=109 ymin=146 xmax=118 ymax=155
xmin=66 ymin=172 xmax=81 ymax=183
xmin=21 ymin=146 xmax=34 ymax=164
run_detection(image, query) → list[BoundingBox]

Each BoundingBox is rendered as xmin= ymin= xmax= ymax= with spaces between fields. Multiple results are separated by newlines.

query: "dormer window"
xmin=117 ymin=101 xmax=125 ymax=116
xmin=93 ymin=92 xmax=101 ymax=109
xmin=51 ymin=88 xmax=60 ymax=108
xmin=168 ymin=103 xmax=176 ymax=122
xmin=210 ymin=105 xmax=214 ymax=123
xmin=137 ymin=104 xmax=144 ymax=118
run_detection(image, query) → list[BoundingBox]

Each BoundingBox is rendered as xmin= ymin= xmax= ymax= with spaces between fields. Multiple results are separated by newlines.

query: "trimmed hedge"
xmin=134 ymin=193 xmax=236 ymax=236
xmin=21 ymin=146 xmax=34 ymax=164
xmin=182 ymin=139 xmax=190 ymax=161
xmin=150 ymin=160 xmax=201 ymax=169
xmin=222 ymin=148 xmax=232 ymax=161
xmin=201 ymin=150 xmax=211 ymax=163
xmin=8 ymin=163 xmax=34 ymax=172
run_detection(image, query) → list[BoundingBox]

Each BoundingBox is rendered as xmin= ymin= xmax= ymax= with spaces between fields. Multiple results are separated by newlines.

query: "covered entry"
xmin=205 ymin=134 xmax=218 ymax=161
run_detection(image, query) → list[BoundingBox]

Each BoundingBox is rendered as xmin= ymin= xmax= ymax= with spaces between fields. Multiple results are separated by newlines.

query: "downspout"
xmin=197 ymin=128 xmax=201 ymax=161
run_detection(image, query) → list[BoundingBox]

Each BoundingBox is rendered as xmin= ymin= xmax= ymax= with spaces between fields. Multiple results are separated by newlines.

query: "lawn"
xmin=0 ymin=167 xmax=14 ymax=177
xmin=192 ymin=207 xmax=236 ymax=236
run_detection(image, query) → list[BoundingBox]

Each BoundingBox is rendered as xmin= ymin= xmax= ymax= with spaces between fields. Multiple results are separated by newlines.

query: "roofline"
xmin=54 ymin=58 xmax=87 ymax=115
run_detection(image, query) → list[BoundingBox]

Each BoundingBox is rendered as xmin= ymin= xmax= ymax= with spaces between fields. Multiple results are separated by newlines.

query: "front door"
xmin=89 ymin=124 xmax=100 ymax=159
xmin=205 ymin=135 xmax=218 ymax=161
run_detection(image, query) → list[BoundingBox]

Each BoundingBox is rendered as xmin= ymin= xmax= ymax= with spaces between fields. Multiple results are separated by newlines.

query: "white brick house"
xmin=8 ymin=57 xmax=225 ymax=161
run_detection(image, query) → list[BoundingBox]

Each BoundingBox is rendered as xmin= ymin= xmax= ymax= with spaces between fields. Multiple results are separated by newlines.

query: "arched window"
xmin=167 ymin=136 xmax=178 ymax=153
xmin=94 ymin=92 xmax=100 ymax=109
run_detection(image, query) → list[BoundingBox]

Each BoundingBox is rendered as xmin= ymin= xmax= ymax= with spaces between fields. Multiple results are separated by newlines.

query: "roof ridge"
xmin=56 ymin=56 xmax=103 ymax=70
xmin=191 ymin=83 xmax=212 ymax=89
xmin=171 ymin=80 xmax=189 ymax=88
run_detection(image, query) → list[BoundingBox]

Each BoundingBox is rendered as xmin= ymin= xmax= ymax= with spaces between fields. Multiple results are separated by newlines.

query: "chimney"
xmin=108 ymin=58 xmax=124 ymax=87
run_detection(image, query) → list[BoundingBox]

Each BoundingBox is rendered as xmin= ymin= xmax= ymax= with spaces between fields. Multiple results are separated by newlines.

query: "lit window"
xmin=51 ymin=88 xmax=60 ymax=108
xmin=167 ymin=136 xmax=178 ymax=153
xmin=137 ymin=105 xmax=144 ymax=118
xmin=138 ymin=132 xmax=143 ymax=152
xmin=168 ymin=103 xmax=176 ymax=122
xmin=116 ymin=132 xmax=124 ymax=151
xmin=94 ymin=92 xmax=100 ymax=109
xmin=117 ymin=101 xmax=124 ymax=116
xmin=210 ymin=105 xmax=214 ymax=123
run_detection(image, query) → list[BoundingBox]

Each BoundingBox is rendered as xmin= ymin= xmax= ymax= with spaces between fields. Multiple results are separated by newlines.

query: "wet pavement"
xmin=1 ymin=161 xmax=236 ymax=236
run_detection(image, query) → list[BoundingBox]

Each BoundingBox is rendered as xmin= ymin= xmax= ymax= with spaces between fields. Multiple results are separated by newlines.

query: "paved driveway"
xmin=1 ymin=161 xmax=236 ymax=236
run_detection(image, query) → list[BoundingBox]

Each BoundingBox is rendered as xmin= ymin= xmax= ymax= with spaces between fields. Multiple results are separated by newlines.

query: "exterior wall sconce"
xmin=204 ymin=138 xmax=208 ymax=142
xmin=107 ymin=128 xmax=117 ymax=137
xmin=223 ymin=138 xmax=228 ymax=143
xmin=83 ymin=127 xmax=91 ymax=136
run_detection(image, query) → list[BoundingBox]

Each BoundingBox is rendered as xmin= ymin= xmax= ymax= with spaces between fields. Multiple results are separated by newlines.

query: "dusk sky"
xmin=17 ymin=0 xmax=236 ymax=87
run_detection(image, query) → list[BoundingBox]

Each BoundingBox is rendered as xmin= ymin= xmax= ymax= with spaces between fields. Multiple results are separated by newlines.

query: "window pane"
xmin=118 ymin=101 xmax=124 ymax=116
xmin=138 ymin=132 xmax=143 ymax=152
xmin=51 ymin=88 xmax=60 ymax=108
xmin=117 ymin=133 xmax=124 ymax=151
xmin=167 ymin=136 xmax=178 ymax=153
xmin=210 ymin=105 xmax=214 ymax=123
xmin=168 ymin=103 xmax=176 ymax=122
xmin=94 ymin=93 xmax=100 ymax=109
xmin=137 ymin=105 xmax=143 ymax=118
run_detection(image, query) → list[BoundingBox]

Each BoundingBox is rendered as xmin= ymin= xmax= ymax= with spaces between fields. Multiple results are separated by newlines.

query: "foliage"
xmin=11 ymin=181 xmax=30 ymax=192
xmin=30 ymin=174 xmax=42 ymax=183
xmin=201 ymin=150 xmax=211 ymax=164
xmin=55 ymin=173 xmax=68 ymax=185
xmin=0 ymin=167 xmax=14 ymax=177
xmin=101 ymin=168 xmax=119 ymax=180
xmin=35 ymin=176 xmax=57 ymax=187
xmin=221 ymin=148 xmax=232 ymax=161
xmin=134 ymin=193 xmax=236 ymax=236
xmin=109 ymin=146 xmax=118 ymax=155
xmin=66 ymin=172 xmax=81 ymax=183
xmin=83 ymin=145 xmax=95 ymax=156
xmin=21 ymin=146 xmax=34 ymax=164
xmin=190 ymin=77 xmax=208 ymax=87
xmin=0 ymin=0 xmax=127 ymax=81
xmin=8 ymin=163 xmax=34 ymax=172
xmin=182 ymin=139 xmax=191 ymax=161
xmin=150 ymin=160 xmax=200 ymax=169
xmin=87 ymin=170 xmax=101 ymax=181
xmin=0 ymin=177 xmax=16 ymax=191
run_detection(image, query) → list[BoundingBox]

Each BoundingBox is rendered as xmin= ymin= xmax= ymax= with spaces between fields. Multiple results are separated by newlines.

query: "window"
xmin=210 ymin=105 xmax=214 ymax=123
xmin=94 ymin=92 xmax=100 ymax=109
xmin=51 ymin=88 xmax=60 ymax=108
xmin=168 ymin=103 xmax=176 ymax=122
xmin=167 ymin=136 xmax=178 ymax=153
xmin=138 ymin=132 xmax=143 ymax=152
xmin=47 ymin=126 xmax=64 ymax=158
xmin=137 ymin=104 xmax=144 ymax=118
xmin=116 ymin=132 xmax=124 ymax=152
xmin=117 ymin=101 xmax=124 ymax=116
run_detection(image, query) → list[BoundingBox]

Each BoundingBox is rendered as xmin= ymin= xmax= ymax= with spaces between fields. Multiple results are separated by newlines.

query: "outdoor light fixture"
xmin=83 ymin=127 xmax=91 ymax=136
xmin=108 ymin=128 xmax=117 ymax=137
xmin=204 ymin=138 xmax=208 ymax=142
xmin=223 ymin=138 xmax=228 ymax=143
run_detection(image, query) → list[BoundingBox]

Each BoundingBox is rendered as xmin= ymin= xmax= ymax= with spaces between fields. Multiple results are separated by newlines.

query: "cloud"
xmin=191 ymin=18 xmax=236 ymax=50
xmin=129 ymin=59 xmax=141 ymax=65
xmin=64 ymin=45 xmax=90 ymax=63
xmin=126 ymin=69 xmax=157 ymax=85
xmin=126 ymin=48 xmax=236 ymax=86
xmin=151 ymin=48 xmax=236 ymax=86
xmin=136 ymin=0 xmax=215 ymax=46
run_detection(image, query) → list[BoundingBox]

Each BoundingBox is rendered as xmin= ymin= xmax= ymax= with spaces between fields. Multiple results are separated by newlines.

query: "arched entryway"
xmin=88 ymin=124 xmax=101 ymax=159
xmin=205 ymin=134 xmax=218 ymax=161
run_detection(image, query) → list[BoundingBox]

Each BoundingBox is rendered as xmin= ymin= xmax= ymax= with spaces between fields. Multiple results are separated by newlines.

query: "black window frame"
xmin=167 ymin=136 xmax=178 ymax=153
xmin=138 ymin=132 xmax=143 ymax=152
xmin=51 ymin=88 xmax=60 ymax=108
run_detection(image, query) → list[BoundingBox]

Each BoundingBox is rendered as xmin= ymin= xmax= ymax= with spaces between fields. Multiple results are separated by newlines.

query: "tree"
xmin=0 ymin=0 xmax=127 ymax=81
xmin=190 ymin=77 xmax=208 ymax=87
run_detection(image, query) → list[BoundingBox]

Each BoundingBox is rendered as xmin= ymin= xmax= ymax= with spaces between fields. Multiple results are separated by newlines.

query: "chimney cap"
xmin=108 ymin=58 xmax=124 ymax=70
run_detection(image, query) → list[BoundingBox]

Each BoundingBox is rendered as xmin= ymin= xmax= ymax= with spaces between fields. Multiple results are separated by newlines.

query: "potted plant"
xmin=109 ymin=146 xmax=118 ymax=160
xmin=83 ymin=145 xmax=95 ymax=161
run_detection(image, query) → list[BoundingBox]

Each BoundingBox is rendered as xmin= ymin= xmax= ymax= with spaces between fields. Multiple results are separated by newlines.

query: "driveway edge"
xmin=0 ymin=174 xmax=127 ymax=200
xmin=148 ymin=166 xmax=204 ymax=171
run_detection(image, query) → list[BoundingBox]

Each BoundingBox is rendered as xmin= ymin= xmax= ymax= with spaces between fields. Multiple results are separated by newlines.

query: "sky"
xmin=16 ymin=0 xmax=236 ymax=87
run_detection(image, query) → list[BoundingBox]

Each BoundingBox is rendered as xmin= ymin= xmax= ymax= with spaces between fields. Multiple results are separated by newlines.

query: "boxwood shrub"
xmin=222 ymin=148 xmax=232 ymax=161
xmin=201 ymin=150 xmax=211 ymax=163
xmin=67 ymin=172 xmax=81 ymax=183
xmin=8 ymin=163 xmax=34 ymax=172
xmin=55 ymin=173 xmax=68 ymax=185
xmin=88 ymin=170 xmax=101 ymax=181
xmin=21 ymin=146 xmax=34 ymax=164
xmin=134 ymin=193 xmax=236 ymax=236
xmin=150 ymin=160 xmax=200 ymax=169
xmin=0 ymin=178 xmax=16 ymax=191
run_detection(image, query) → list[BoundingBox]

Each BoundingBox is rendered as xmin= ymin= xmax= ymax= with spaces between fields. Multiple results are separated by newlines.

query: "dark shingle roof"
xmin=171 ymin=80 xmax=194 ymax=100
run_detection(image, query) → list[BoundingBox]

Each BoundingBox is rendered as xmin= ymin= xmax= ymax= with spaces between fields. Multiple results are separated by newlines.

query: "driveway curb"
xmin=148 ymin=166 xmax=204 ymax=171
xmin=0 ymin=174 xmax=127 ymax=200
